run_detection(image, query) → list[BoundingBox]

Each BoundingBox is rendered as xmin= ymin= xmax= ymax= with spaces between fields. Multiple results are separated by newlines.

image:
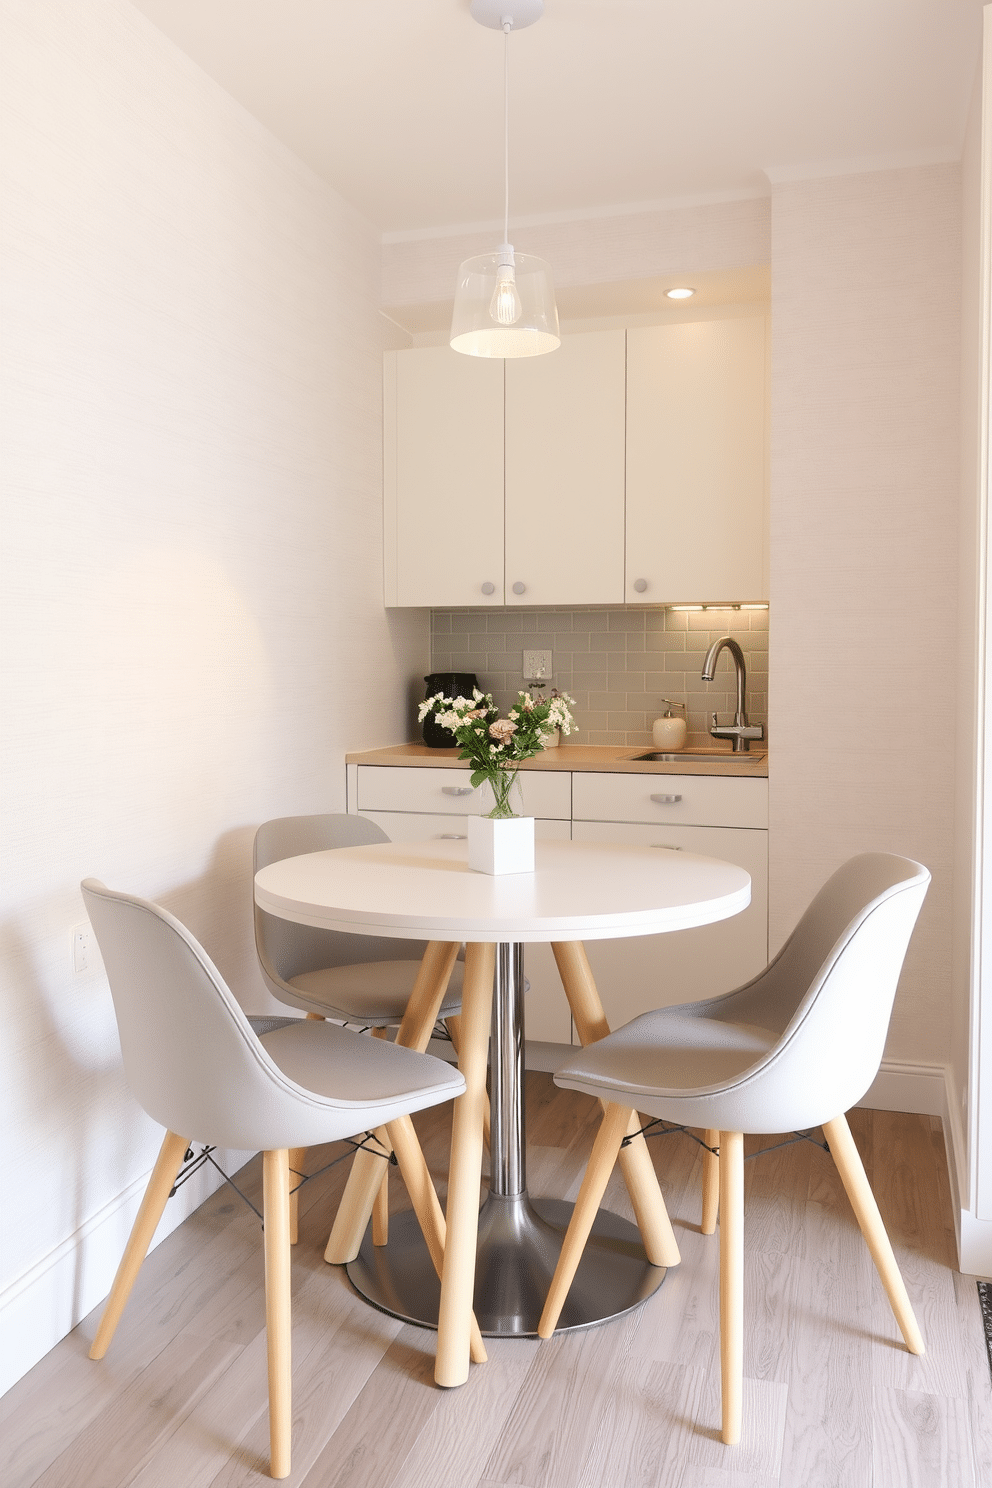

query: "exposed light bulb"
xmin=490 ymin=246 xmax=522 ymax=325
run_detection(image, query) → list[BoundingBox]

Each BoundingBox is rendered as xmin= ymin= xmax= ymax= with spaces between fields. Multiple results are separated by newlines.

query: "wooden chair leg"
xmin=538 ymin=1101 xmax=631 ymax=1337
xmin=325 ymin=941 xmax=460 ymax=1264
xmin=552 ymin=940 xmax=681 ymax=1268
xmin=436 ymin=941 xmax=495 ymax=1388
xmin=701 ymin=1129 xmax=720 ymax=1234
xmin=371 ymin=1029 xmax=391 ymax=1246
xmin=89 ymin=1129 xmax=189 ymax=1360
xmin=719 ymin=1130 xmax=744 ymax=1446
xmin=822 ymin=1113 xmax=925 ymax=1355
xmin=288 ymin=1148 xmax=307 ymax=1247
xmin=446 ymin=1013 xmax=491 ymax=1151
xmin=385 ymin=1114 xmax=487 ymax=1364
xmin=263 ymin=1148 xmax=292 ymax=1480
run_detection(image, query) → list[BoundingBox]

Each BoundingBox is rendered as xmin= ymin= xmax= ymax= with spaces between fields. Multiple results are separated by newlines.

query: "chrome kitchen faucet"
xmin=701 ymin=636 xmax=765 ymax=752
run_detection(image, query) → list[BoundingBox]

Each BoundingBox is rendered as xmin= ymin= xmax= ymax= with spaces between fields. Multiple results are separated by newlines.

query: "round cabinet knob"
xmin=481 ymin=581 xmax=496 ymax=595
xmin=632 ymin=578 xmax=648 ymax=594
xmin=512 ymin=581 xmax=526 ymax=595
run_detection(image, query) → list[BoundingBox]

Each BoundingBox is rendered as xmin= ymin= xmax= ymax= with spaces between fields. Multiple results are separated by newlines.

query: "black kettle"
xmin=421 ymin=672 xmax=480 ymax=749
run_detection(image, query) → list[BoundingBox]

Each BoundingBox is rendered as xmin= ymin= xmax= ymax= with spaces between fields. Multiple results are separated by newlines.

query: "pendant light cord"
xmin=503 ymin=20 xmax=511 ymax=246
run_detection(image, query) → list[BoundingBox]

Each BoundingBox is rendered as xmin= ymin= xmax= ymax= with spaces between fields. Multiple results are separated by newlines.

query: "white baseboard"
xmin=0 ymin=1144 xmax=251 ymax=1399
xmin=856 ymin=1058 xmax=950 ymax=1119
xmin=958 ymin=1211 xmax=992 ymax=1280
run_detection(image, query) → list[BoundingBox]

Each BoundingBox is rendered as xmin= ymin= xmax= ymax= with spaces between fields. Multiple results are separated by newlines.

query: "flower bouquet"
xmin=417 ymin=687 xmax=576 ymax=820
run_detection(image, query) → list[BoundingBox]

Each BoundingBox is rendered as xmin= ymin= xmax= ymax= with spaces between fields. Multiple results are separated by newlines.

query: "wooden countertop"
xmin=346 ymin=742 xmax=769 ymax=778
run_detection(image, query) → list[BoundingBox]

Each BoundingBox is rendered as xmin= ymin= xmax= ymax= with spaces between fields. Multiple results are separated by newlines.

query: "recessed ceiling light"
xmin=665 ymin=287 xmax=695 ymax=300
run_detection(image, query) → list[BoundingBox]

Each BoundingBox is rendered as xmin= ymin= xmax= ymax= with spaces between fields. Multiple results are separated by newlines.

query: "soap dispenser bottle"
xmin=652 ymin=700 xmax=687 ymax=751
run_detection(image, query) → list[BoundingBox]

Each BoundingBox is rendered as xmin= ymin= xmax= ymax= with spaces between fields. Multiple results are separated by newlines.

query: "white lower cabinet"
xmin=348 ymin=764 xmax=768 ymax=1050
xmin=354 ymin=765 xmax=571 ymax=821
xmin=571 ymin=820 xmax=767 ymax=1032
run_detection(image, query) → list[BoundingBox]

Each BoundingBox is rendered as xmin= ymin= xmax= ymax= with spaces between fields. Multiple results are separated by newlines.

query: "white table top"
xmin=254 ymin=837 xmax=751 ymax=944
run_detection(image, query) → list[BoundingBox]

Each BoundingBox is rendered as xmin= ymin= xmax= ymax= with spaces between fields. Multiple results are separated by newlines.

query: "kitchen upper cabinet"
xmin=383 ymin=333 xmax=626 ymax=607
xmin=383 ymin=317 xmax=769 ymax=608
xmin=383 ymin=347 xmax=504 ymax=607
xmin=625 ymin=317 xmax=769 ymax=603
xmin=504 ymin=330 xmax=626 ymax=605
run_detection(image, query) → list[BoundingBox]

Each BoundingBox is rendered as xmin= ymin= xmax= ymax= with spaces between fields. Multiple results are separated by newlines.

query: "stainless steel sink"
xmin=634 ymin=750 xmax=767 ymax=763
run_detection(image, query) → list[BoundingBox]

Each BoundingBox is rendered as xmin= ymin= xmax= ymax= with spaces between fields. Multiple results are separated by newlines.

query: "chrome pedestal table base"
xmin=347 ymin=943 xmax=667 ymax=1336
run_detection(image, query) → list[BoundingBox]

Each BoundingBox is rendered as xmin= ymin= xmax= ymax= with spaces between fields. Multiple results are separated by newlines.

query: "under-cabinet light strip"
xmin=667 ymin=603 xmax=769 ymax=612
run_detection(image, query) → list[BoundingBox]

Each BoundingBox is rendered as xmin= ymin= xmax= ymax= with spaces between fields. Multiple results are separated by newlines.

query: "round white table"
xmin=255 ymin=835 xmax=750 ymax=1386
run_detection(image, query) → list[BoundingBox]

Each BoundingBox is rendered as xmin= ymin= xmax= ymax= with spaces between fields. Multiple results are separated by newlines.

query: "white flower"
xmin=418 ymin=692 xmax=451 ymax=722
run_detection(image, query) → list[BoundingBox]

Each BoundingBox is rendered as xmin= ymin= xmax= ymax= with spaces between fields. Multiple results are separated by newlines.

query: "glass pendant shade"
xmin=450 ymin=248 xmax=561 ymax=357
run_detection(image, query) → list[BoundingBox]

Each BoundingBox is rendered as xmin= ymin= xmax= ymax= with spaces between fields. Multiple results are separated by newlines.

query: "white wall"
xmin=0 ymin=0 xmax=428 ymax=1391
xmin=955 ymin=11 xmax=992 ymax=1278
xmin=768 ymin=164 xmax=962 ymax=1079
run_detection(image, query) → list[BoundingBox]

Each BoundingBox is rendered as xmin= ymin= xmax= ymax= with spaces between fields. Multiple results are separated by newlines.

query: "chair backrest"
xmin=253 ymin=815 xmax=429 ymax=995
xmin=82 ymin=878 xmax=458 ymax=1153
xmin=81 ymin=879 xmax=317 ymax=1150
xmin=701 ymin=853 xmax=930 ymax=1131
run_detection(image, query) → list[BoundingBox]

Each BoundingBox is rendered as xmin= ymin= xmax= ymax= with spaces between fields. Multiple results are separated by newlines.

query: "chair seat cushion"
xmin=555 ymin=1005 xmax=780 ymax=1129
xmin=287 ymin=958 xmax=464 ymax=1024
xmin=258 ymin=1019 xmax=465 ymax=1138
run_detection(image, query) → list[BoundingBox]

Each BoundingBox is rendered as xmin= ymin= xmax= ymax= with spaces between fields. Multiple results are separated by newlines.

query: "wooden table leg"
xmin=385 ymin=1114 xmax=487 ymax=1365
xmin=435 ymin=941 xmax=495 ymax=1388
xmin=324 ymin=940 xmax=460 ymax=1265
xmin=446 ymin=1013 xmax=491 ymax=1151
xmin=551 ymin=940 xmax=681 ymax=1268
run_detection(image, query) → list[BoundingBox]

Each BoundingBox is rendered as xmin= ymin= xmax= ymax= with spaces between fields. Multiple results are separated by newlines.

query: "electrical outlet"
xmin=72 ymin=923 xmax=92 ymax=974
xmin=523 ymin=649 xmax=552 ymax=682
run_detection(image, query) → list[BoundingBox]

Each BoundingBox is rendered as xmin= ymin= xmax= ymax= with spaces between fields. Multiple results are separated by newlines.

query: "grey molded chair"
xmin=537 ymin=853 xmax=931 ymax=1447
xmin=253 ymin=813 xmax=464 ymax=1027
xmin=81 ymin=878 xmax=465 ymax=1480
xmin=254 ymin=814 xmax=467 ymax=1245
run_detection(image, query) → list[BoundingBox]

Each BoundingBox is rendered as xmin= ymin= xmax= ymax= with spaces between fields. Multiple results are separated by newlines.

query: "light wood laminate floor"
xmin=3 ymin=1079 xmax=989 ymax=1488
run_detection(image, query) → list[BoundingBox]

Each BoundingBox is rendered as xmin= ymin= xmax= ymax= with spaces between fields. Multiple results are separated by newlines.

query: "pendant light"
xmin=450 ymin=1 xmax=560 ymax=358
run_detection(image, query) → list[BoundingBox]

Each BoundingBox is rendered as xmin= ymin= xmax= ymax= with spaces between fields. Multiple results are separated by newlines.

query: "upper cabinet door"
xmin=504 ymin=330 xmax=627 ymax=606
xmin=625 ymin=318 xmax=769 ymax=604
xmin=384 ymin=347 xmax=504 ymax=607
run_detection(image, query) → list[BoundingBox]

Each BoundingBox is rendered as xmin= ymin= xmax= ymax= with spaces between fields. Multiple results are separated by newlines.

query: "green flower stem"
xmin=486 ymin=769 xmax=518 ymax=819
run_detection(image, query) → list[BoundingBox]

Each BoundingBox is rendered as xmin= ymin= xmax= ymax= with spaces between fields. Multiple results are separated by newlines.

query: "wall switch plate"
xmin=523 ymin=649 xmax=552 ymax=681
xmin=72 ymin=923 xmax=92 ymax=974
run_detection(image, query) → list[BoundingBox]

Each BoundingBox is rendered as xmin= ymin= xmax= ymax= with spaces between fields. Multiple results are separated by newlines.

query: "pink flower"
xmin=489 ymin=718 xmax=517 ymax=744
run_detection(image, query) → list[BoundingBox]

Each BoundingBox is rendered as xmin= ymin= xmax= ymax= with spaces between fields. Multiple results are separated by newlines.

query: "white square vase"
xmin=467 ymin=814 xmax=535 ymax=875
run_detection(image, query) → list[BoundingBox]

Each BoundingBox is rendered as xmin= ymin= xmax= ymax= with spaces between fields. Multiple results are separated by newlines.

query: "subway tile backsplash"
xmin=429 ymin=606 xmax=768 ymax=749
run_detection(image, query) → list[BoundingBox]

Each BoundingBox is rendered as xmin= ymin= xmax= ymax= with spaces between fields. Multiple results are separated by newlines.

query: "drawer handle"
xmin=437 ymin=833 xmax=467 ymax=840
xmin=512 ymin=581 xmax=526 ymax=595
xmin=481 ymin=581 xmax=496 ymax=595
xmin=651 ymin=793 xmax=683 ymax=805
xmin=651 ymin=844 xmax=683 ymax=851
xmin=632 ymin=578 xmax=648 ymax=593
xmin=441 ymin=786 xmax=474 ymax=796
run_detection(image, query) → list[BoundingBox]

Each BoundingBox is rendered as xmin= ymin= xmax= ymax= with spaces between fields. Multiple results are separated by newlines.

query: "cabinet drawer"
xmin=356 ymin=765 xmax=572 ymax=820
xmin=571 ymin=771 xmax=767 ymax=829
xmin=363 ymin=811 xmax=570 ymax=843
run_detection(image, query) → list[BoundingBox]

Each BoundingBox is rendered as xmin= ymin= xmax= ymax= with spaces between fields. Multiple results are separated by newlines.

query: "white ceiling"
xmin=130 ymin=1 xmax=981 ymax=237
